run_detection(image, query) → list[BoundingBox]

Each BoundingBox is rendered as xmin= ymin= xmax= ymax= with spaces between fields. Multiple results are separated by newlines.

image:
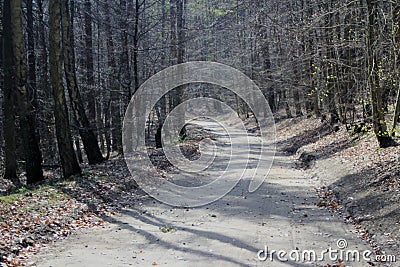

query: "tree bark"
xmin=366 ymin=0 xmax=395 ymax=147
xmin=49 ymin=0 xmax=82 ymax=178
xmin=119 ymin=0 xmax=132 ymax=101
xmin=27 ymin=0 xmax=38 ymax=113
xmin=260 ymin=26 xmax=275 ymax=113
xmin=392 ymin=2 xmax=400 ymax=135
xmin=155 ymin=0 xmax=167 ymax=148
xmin=84 ymin=0 xmax=96 ymax=127
xmin=0 ymin=0 xmax=3 ymax=157
xmin=37 ymin=0 xmax=56 ymax=163
xmin=18 ymin=0 xmax=44 ymax=184
xmin=325 ymin=1 xmax=339 ymax=125
xmin=61 ymin=0 xmax=105 ymax=164
xmin=2 ymin=0 xmax=20 ymax=185
xmin=104 ymin=2 xmax=122 ymax=153
xmin=169 ymin=0 xmax=177 ymax=67
xmin=132 ymin=0 xmax=140 ymax=95
xmin=176 ymin=0 xmax=186 ymax=138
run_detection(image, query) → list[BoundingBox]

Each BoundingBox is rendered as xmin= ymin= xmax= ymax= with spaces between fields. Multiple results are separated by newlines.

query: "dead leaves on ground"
xmin=0 ymin=187 xmax=103 ymax=266
xmin=0 ymin=125 xmax=213 ymax=266
xmin=315 ymin=186 xmax=340 ymax=209
xmin=0 ymin=156 xmax=148 ymax=266
xmin=276 ymin=117 xmax=399 ymax=263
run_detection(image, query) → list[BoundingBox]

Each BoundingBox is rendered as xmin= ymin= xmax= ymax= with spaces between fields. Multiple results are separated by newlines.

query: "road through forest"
xmin=36 ymin=119 xmax=374 ymax=267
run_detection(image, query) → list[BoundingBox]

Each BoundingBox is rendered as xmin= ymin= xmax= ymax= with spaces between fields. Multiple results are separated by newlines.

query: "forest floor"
xmin=0 ymin=116 xmax=399 ymax=266
xmin=275 ymin=116 xmax=400 ymax=258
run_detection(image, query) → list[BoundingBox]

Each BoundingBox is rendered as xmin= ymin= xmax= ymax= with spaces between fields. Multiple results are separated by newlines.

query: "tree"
xmin=13 ymin=0 xmax=44 ymax=184
xmin=155 ymin=0 xmax=167 ymax=148
xmin=2 ymin=0 xmax=43 ymax=185
xmin=324 ymin=0 xmax=339 ymax=125
xmin=175 ymin=0 xmax=187 ymax=138
xmin=103 ymin=1 xmax=122 ymax=154
xmin=366 ymin=0 xmax=395 ymax=148
xmin=132 ymin=0 xmax=140 ymax=95
xmin=61 ymin=0 xmax=105 ymax=164
xmin=83 ymin=0 xmax=96 ymax=127
xmin=37 ymin=0 xmax=57 ymax=163
xmin=2 ymin=0 xmax=19 ymax=185
xmin=49 ymin=0 xmax=81 ymax=178
xmin=392 ymin=2 xmax=400 ymax=135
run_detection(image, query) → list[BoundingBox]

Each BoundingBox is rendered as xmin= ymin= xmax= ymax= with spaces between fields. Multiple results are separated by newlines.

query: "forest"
xmin=1 ymin=0 xmax=400 ymax=184
xmin=0 ymin=0 xmax=400 ymax=266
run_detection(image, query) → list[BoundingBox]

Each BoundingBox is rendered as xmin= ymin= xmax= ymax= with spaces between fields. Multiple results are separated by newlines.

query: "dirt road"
xmin=36 ymin=120 xmax=374 ymax=267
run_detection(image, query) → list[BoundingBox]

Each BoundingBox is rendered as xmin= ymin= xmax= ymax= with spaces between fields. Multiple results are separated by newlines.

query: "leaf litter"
xmin=0 ymin=123 xmax=212 ymax=266
xmin=275 ymin=115 xmax=400 ymax=265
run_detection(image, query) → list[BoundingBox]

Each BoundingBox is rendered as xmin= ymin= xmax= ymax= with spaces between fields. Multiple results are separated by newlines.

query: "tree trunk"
xmin=292 ymin=63 xmax=303 ymax=117
xmin=84 ymin=0 xmax=96 ymax=127
xmin=392 ymin=2 xmax=400 ymax=135
xmin=155 ymin=0 xmax=167 ymax=148
xmin=37 ymin=0 xmax=56 ymax=163
xmin=104 ymin=99 xmax=112 ymax=159
xmin=260 ymin=27 xmax=275 ymax=113
xmin=325 ymin=1 xmax=339 ymax=125
xmin=283 ymin=89 xmax=292 ymax=118
xmin=95 ymin=0 xmax=105 ymax=153
xmin=392 ymin=88 xmax=400 ymax=135
xmin=27 ymin=0 xmax=38 ymax=114
xmin=366 ymin=0 xmax=395 ymax=148
xmin=0 ymin=0 xmax=3 ymax=157
xmin=2 ymin=0 xmax=20 ymax=185
xmin=18 ymin=0 xmax=44 ymax=184
xmin=75 ymin=137 xmax=83 ymax=163
xmin=104 ymin=2 xmax=122 ymax=153
xmin=49 ymin=0 xmax=81 ymax=178
xmin=307 ymin=0 xmax=320 ymax=117
xmin=61 ymin=0 xmax=105 ymax=164
xmin=176 ymin=0 xmax=186 ymax=138
xmin=119 ymin=0 xmax=132 ymax=102
xmin=132 ymin=0 xmax=140 ymax=95
xmin=169 ymin=0 xmax=177 ymax=67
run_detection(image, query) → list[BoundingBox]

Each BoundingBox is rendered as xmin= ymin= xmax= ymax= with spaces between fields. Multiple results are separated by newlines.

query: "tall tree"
xmin=119 ymin=0 xmax=131 ymax=100
xmin=132 ymin=0 xmax=140 ymax=95
xmin=49 ymin=0 xmax=81 ymax=178
xmin=392 ymin=2 xmax=400 ymax=135
xmin=83 ymin=0 xmax=96 ymax=127
xmin=169 ymin=0 xmax=177 ymax=67
xmin=15 ymin=0 xmax=44 ymax=183
xmin=26 ymin=0 xmax=37 ymax=114
xmin=2 ymin=0 xmax=19 ymax=185
xmin=176 ymin=0 xmax=186 ymax=138
xmin=61 ymin=0 xmax=105 ymax=164
xmin=104 ymin=1 xmax=122 ymax=153
xmin=324 ymin=0 xmax=339 ymax=125
xmin=366 ymin=0 xmax=395 ymax=147
xmin=37 ymin=0 xmax=56 ymax=162
xmin=2 ymin=0 xmax=44 ymax=185
xmin=155 ymin=0 xmax=167 ymax=148
xmin=0 ymin=0 xmax=3 ymax=154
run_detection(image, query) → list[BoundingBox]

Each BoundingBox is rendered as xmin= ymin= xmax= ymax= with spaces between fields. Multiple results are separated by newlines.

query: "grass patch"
xmin=159 ymin=225 xmax=177 ymax=233
xmin=0 ymin=184 xmax=66 ymax=208
xmin=0 ymin=194 xmax=21 ymax=205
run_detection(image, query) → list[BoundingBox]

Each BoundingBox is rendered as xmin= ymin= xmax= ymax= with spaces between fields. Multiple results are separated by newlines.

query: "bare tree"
xmin=49 ymin=0 xmax=82 ymax=178
xmin=61 ymin=0 xmax=105 ymax=164
xmin=366 ymin=0 xmax=395 ymax=147
xmin=2 ymin=0 xmax=19 ymax=185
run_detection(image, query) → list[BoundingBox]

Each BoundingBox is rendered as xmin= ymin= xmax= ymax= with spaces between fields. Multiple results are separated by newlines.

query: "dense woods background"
xmin=1 ymin=0 xmax=400 ymax=185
